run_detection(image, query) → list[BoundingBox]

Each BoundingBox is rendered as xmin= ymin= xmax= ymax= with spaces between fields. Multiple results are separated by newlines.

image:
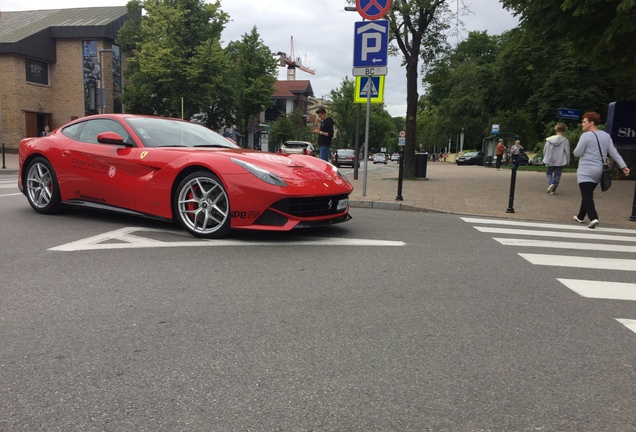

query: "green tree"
xmin=117 ymin=0 xmax=230 ymax=120
xmin=329 ymin=77 xmax=357 ymax=149
xmin=501 ymin=0 xmax=636 ymax=70
xmin=225 ymin=27 xmax=278 ymax=148
xmin=360 ymin=104 xmax=397 ymax=154
xmin=385 ymin=0 xmax=452 ymax=178
xmin=422 ymin=32 xmax=500 ymax=150
xmin=268 ymin=109 xmax=313 ymax=150
xmin=268 ymin=114 xmax=296 ymax=149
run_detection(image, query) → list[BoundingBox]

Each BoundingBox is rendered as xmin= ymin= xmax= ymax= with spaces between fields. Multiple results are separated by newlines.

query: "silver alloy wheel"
xmin=176 ymin=175 xmax=229 ymax=236
xmin=27 ymin=162 xmax=53 ymax=209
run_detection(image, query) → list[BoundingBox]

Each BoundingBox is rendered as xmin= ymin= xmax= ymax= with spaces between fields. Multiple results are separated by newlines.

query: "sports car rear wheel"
xmin=25 ymin=157 xmax=63 ymax=214
xmin=174 ymin=171 xmax=230 ymax=239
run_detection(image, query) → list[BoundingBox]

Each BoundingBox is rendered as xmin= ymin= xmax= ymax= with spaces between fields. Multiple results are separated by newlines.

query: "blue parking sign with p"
xmin=353 ymin=20 xmax=389 ymax=68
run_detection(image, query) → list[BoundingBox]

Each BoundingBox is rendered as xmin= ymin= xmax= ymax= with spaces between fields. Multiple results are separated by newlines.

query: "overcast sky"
xmin=2 ymin=0 xmax=518 ymax=117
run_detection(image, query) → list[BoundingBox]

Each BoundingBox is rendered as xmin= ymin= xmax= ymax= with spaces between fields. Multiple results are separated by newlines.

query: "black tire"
xmin=173 ymin=171 xmax=231 ymax=239
xmin=24 ymin=157 xmax=63 ymax=214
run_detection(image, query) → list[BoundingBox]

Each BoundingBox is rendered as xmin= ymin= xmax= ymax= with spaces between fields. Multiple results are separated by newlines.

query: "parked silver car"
xmin=373 ymin=153 xmax=387 ymax=164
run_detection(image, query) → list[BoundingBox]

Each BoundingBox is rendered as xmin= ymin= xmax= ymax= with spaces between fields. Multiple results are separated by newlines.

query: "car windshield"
xmin=126 ymin=117 xmax=240 ymax=149
xmin=338 ymin=150 xmax=355 ymax=156
xmin=463 ymin=152 xmax=478 ymax=157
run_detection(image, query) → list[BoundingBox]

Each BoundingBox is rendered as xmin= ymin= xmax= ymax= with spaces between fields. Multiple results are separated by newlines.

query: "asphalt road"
xmin=2 ymin=172 xmax=636 ymax=431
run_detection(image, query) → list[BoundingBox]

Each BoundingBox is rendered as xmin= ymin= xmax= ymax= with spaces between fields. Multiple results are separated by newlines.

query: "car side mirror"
xmin=97 ymin=131 xmax=130 ymax=146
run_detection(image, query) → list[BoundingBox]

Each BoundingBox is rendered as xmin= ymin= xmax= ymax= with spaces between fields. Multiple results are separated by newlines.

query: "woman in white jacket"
xmin=573 ymin=112 xmax=630 ymax=229
xmin=543 ymin=122 xmax=570 ymax=194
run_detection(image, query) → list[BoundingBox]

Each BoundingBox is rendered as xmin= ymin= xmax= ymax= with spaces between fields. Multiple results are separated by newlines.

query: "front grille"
xmin=271 ymin=194 xmax=349 ymax=217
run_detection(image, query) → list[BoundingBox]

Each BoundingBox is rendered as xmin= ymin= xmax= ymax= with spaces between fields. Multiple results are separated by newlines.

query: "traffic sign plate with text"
xmin=352 ymin=66 xmax=388 ymax=76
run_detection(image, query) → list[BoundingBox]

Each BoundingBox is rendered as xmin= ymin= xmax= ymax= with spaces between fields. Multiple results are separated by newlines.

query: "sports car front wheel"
xmin=25 ymin=157 xmax=63 ymax=214
xmin=174 ymin=171 xmax=231 ymax=239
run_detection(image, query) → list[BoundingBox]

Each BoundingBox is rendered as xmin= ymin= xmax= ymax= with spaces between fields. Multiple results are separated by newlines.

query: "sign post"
xmin=353 ymin=19 xmax=389 ymax=197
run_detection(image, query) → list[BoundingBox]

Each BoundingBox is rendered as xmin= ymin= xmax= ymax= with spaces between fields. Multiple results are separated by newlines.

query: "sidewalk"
xmin=3 ymin=152 xmax=635 ymax=228
xmin=347 ymin=161 xmax=636 ymax=229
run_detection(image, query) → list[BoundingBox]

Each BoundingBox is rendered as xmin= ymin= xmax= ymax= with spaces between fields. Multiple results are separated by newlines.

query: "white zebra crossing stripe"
xmin=475 ymin=226 xmax=636 ymax=243
xmin=494 ymin=238 xmax=636 ymax=253
xmin=462 ymin=217 xmax=636 ymax=234
xmin=463 ymin=217 xmax=636 ymax=337
xmin=519 ymin=253 xmax=636 ymax=271
xmin=616 ymin=319 xmax=636 ymax=334
xmin=557 ymin=279 xmax=636 ymax=301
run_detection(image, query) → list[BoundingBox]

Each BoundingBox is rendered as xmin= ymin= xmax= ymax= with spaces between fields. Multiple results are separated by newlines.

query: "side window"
xmin=77 ymin=119 xmax=132 ymax=145
xmin=61 ymin=122 xmax=85 ymax=141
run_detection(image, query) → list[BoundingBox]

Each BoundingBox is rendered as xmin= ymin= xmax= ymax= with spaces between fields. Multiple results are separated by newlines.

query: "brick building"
xmin=0 ymin=7 xmax=132 ymax=150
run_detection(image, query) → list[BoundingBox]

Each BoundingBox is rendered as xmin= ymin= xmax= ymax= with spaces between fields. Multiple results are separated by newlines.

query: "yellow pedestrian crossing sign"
xmin=354 ymin=76 xmax=384 ymax=104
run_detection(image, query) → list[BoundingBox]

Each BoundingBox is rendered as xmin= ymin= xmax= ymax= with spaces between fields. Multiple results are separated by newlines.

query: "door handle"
xmin=62 ymin=150 xmax=71 ymax=156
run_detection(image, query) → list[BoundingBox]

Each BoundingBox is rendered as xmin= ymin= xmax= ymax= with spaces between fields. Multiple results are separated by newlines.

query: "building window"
xmin=26 ymin=59 xmax=49 ymax=85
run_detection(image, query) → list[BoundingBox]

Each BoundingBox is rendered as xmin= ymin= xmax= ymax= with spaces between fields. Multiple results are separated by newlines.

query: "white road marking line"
xmin=616 ymin=319 xmax=636 ymax=335
xmin=494 ymin=238 xmax=636 ymax=253
xmin=0 ymin=192 xmax=22 ymax=197
xmin=462 ymin=217 xmax=636 ymax=234
xmin=519 ymin=253 xmax=636 ymax=271
xmin=49 ymin=227 xmax=406 ymax=251
xmin=557 ymin=279 xmax=636 ymax=301
xmin=475 ymin=226 xmax=636 ymax=243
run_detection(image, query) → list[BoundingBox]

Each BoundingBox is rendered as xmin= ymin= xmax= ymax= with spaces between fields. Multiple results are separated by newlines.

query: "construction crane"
xmin=276 ymin=36 xmax=315 ymax=81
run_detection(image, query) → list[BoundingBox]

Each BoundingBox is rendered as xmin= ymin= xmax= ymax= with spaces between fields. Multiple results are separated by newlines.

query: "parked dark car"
xmin=456 ymin=151 xmax=484 ymax=165
xmin=332 ymin=149 xmax=356 ymax=167
xmin=512 ymin=151 xmax=530 ymax=166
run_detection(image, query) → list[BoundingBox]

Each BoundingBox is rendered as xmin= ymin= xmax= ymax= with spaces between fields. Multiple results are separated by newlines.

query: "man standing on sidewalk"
xmin=313 ymin=107 xmax=334 ymax=162
xmin=543 ymin=122 xmax=570 ymax=194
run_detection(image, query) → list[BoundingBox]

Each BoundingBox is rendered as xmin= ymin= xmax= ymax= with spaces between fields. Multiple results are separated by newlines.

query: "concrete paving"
xmin=3 ymin=151 xmax=635 ymax=228
xmin=346 ymin=160 xmax=636 ymax=229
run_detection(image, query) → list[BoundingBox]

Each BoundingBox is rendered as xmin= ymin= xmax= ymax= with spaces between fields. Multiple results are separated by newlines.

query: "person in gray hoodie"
xmin=572 ymin=112 xmax=630 ymax=229
xmin=543 ymin=122 xmax=570 ymax=194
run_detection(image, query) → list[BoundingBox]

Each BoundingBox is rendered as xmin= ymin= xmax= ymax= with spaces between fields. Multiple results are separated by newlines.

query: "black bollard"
xmin=630 ymin=180 xmax=636 ymax=222
xmin=1 ymin=143 xmax=5 ymax=169
xmin=506 ymin=161 xmax=518 ymax=213
xmin=396 ymin=149 xmax=404 ymax=201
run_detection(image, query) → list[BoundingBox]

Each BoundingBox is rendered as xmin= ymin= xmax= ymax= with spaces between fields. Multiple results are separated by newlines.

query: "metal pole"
xmin=1 ymin=143 xmax=5 ymax=169
xmin=506 ymin=160 xmax=518 ymax=213
xmin=353 ymin=103 xmax=361 ymax=180
xmin=362 ymin=77 xmax=371 ymax=197
xmin=396 ymin=148 xmax=404 ymax=201
xmin=629 ymin=181 xmax=636 ymax=222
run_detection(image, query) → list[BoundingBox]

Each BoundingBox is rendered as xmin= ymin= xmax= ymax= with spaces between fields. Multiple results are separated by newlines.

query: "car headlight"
xmin=230 ymin=158 xmax=287 ymax=187
xmin=328 ymin=164 xmax=349 ymax=183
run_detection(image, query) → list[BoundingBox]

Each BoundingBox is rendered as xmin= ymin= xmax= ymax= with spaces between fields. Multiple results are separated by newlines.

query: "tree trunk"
xmin=404 ymin=58 xmax=419 ymax=178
